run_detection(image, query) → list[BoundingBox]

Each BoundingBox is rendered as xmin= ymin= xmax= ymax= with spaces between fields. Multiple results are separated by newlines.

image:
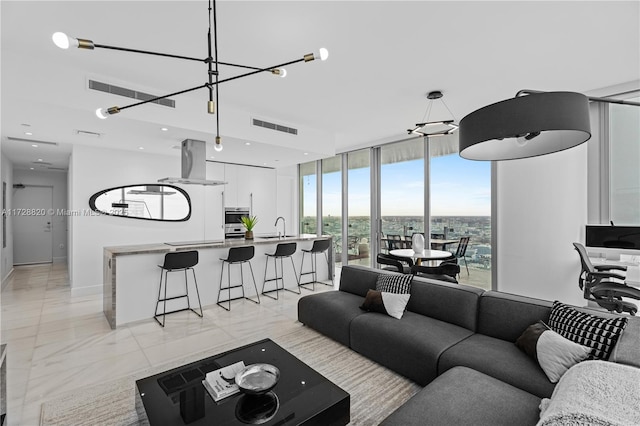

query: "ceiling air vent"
xmin=7 ymin=137 xmax=58 ymax=146
xmin=75 ymin=130 xmax=101 ymax=138
xmin=252 ymin=118 xmax=297 ymax=135
xmin=88 ymin=79 xmax=175 ymax=108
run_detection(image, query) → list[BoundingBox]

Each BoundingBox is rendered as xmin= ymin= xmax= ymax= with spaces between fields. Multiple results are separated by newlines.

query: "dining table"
xmin=430 ymin=238 xmax=459 ymax=250
xmin=389 ymin=248 xmax=453 ymax=265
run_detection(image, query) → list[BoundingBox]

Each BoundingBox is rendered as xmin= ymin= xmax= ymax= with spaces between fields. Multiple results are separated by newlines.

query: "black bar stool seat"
xmin=299 ymin=239 xmax=334 ymax=291
xmin=154 ymin=250 xmax=203 ymax=327
xmin=217 ymin=246 xmax=260 ymax=311
xmin=261 ymin=242 xmax=300 ymax=300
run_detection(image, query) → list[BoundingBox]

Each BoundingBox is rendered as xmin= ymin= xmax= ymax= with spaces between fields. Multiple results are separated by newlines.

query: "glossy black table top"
xmin=136 ymin=339 xmax=350 ymax=425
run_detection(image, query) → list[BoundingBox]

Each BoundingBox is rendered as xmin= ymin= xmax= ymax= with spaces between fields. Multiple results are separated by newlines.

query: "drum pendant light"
xmin=459 ymin=91 xmax=591 ymax=160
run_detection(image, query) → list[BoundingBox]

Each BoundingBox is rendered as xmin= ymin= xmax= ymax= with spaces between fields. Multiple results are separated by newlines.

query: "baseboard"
xmin=53 ymin=256 xmax=68 ymax=264
xmin=1 ymin=268 xmax=14 ymax=291
xmin=71 ymin=284 xmax=102 ymax=297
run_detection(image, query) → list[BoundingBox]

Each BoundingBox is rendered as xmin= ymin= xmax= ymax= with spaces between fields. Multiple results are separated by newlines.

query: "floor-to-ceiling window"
xmin=299 ymin=161 xmax=317 ymax=234
xmin=322 ymin=156 xmax=342 ymax=264
xmin=380 ymin=139 xmax=424 ymax=251
xmin=609 ymin=95 xmax=640 ymax=225
xmin=347 ymin=150 xmax=371 ymax=265
xmin=430 ymin=137 xmax=492 ymax=290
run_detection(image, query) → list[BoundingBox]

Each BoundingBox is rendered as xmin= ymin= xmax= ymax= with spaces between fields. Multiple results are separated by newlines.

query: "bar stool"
xmin=217 ymin=246 xmax=260 ymax=311
xmin=261 ymin=242 xmax=300 ymax=300
xmin=299 ymin=239 xmax=334 ymax=291
xmin=154 ymin=250 xmax=203 ymax=327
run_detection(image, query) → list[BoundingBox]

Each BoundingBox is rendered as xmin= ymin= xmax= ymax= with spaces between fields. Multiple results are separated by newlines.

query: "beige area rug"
xmin=40 ymin=325 xmax=422 ymax=425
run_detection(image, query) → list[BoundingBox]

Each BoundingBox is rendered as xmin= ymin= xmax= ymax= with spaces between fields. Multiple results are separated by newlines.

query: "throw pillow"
xmin=375 ymin=273 xmax=412 ymax=294
xmin=359 ymin=289 xmax=412 ymax=320
xmin=548 ymin=301 xmax=628 ymax=360
xmin=515 ymin=321 xmax=591 ymax=383
xmin=359 ymin=273 xmax=412 ymax=319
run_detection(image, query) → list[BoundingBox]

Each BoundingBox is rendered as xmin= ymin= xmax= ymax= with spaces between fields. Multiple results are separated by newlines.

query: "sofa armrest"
xmin=610 ymin=315 xmax=640 ymax=368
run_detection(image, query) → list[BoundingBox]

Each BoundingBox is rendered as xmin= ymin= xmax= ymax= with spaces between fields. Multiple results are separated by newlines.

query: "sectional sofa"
xmin=297 ymin=265 xmax=640 ymax=425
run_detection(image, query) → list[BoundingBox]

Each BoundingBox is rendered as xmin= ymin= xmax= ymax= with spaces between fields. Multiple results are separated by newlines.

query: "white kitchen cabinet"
xmin=204 ymin=162 xmax=225 ymax=240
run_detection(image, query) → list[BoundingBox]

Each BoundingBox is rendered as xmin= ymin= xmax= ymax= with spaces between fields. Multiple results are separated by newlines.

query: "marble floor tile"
xmin=1 ymin=262 xmax=342 ymax=425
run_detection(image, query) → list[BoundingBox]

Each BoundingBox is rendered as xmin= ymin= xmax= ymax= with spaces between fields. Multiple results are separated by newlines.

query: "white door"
xmin=13 ymin=186 xmax=53 ymax=264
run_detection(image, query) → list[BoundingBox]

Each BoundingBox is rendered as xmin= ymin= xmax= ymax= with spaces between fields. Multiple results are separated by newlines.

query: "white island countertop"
xmin=103 ymin=234 xmax=333 ymax=328
xmin=104 ymin=234 xmax=325 ymax=257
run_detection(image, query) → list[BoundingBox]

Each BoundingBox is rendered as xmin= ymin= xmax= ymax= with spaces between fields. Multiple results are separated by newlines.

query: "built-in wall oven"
xmin=224 ymin=207 xmax=250 ymax=238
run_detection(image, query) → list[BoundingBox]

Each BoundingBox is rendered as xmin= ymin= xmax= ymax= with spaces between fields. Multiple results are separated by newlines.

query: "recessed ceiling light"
xmin=245 ymin=142 xmax=251 ymax=146
xmin=161 ymin=127 xmax=168 ymax=132
xmin=210 ymin=156 xmax=215 ymax=159
xmin=138 ymin=147 xmax=144 ymax=150
xmin=37 ymin=158 xmax=43 ymax=162
xmin=32 ymin=144 xmax=38 ymax=148
xmin=29 ymin=167 xmax=34 ymax=170
xmin=25 ymin=132 xmax=33 ymax=136
xmin=303 ymin=152 xmax=309 ymax=155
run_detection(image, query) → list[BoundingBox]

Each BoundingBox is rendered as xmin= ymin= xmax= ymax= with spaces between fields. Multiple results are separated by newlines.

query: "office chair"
xmin=411 ymin=261 xmax=460 ymax=283
xmin=377 ymin=253 xmax=414 ymax=274
xmin=573 ymin=242 xmax=640 ymax=315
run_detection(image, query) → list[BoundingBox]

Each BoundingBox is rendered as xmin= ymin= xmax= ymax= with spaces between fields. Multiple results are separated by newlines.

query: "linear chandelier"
xmin=52 ymin=0 xmax=328 ymax=153
xmin=459 ymin=89 xmax=640 ymax=161
xmin=407 ymin=91 xmax=458 ymax=137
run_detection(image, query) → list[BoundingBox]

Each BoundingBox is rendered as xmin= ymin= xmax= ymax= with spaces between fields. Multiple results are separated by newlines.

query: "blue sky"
xmin=304 ymin=154 xmax=491 ymax=217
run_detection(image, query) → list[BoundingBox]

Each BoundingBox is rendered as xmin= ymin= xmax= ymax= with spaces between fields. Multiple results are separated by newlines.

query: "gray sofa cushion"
xmin=350 ymin=310 xmax=474 ymax=386
xmin=407 ymin=276 xmax=483 ymax=331
xmin=338 ymin=265 xmax=380 ymax=297
xmin=381 ymin=366 xmax=541 ymax=426
xmin=478 ymin=291 xmax=552 ymax=341
xmin=438 ymin=333 xmax=555 ymax=398
xmin=297 ymin=291 xmax=366 ymax=346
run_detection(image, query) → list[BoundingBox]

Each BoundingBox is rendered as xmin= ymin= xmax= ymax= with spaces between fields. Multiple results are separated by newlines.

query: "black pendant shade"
xmin=459 ymin=91 xmax=592 ymax=160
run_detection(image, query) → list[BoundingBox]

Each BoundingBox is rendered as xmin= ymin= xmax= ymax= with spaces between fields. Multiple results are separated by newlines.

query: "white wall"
xmin=69 ymin=145 xmax=207 ymax=294
xmin=13 ymin=169 xmax=68 ymax=263
xmin=1 ymin=153 xmax=13 ymax=285
xmin=496 ymin=144 xmax=587 ymax=306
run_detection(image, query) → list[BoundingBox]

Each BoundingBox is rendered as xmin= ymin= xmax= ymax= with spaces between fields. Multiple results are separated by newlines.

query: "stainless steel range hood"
xmin=158 ymin=139 xmax=226 ymax=186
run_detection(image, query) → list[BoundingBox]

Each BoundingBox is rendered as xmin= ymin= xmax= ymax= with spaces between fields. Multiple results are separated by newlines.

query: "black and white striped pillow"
xmin=376 ymin=273 xmax=412 ymax=294
xmin=548 ymin=301 xmax=628 ymax=360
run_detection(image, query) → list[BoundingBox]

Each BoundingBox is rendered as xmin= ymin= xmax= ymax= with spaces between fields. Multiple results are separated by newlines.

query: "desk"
xmin=390 ymin=249 xmax=452 ymax=265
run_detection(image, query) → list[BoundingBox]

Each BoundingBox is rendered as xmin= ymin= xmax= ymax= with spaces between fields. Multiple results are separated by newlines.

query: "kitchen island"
xmin=103 ymin=234 xmax=333 ymax=328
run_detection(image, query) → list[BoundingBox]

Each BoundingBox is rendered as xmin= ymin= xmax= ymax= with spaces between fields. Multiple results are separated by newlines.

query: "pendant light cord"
xmin=212 ymin=0 xmax=220 ymax=139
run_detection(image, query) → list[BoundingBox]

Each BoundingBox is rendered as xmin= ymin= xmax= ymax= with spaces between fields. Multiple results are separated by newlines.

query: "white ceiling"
xmin=2 ymin=1 xmax=639 ymax=171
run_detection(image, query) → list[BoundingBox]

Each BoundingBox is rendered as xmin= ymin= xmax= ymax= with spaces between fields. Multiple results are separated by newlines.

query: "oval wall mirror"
xmin=89 ymin=184 xmax=191 ymax=222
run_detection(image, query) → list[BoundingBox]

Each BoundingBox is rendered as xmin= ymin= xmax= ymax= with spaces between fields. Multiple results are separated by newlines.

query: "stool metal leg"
xmin=285 ymin=256 xmax=301 ymax=294
xmin=217 ymin=261 xmax=231 ymax=311
xmin=245 ymin=261 xmax=260 ymax=304
xmin=299 ymin=251 xmax=316 ymax=292
xmin=154 ymin=270 xmax=167 ymax=327
xmin=189 ymin=268 xmax=203 ymax=317
xmin=262 ymin=256 xmax=280 ymax=300
xmin=323 ymin=251 xmax=334 ymax=286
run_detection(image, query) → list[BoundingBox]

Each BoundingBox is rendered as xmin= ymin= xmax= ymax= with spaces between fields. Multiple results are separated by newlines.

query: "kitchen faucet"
xmin=275 ymin=216 xmax=286 ymax=239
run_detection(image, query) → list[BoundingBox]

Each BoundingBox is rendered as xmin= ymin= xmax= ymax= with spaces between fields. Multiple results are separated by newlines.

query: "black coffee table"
xmin=135 ymin=338 xmax=350 ymax=425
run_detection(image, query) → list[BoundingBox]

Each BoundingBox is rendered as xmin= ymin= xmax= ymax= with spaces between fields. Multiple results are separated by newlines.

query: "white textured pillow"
xmin=380 ymin=292 xmax=411 ymax=319
xmin=537 ymin=329 xmax=591 ymax=383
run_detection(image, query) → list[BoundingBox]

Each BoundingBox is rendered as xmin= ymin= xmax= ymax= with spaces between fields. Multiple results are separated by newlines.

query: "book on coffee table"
xmin=202 ymin=361 xmax=245 ymax=402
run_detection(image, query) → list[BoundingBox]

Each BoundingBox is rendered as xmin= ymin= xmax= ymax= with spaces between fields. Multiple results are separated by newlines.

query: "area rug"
xmin=40 ymin=325 xmax=421 ymax=425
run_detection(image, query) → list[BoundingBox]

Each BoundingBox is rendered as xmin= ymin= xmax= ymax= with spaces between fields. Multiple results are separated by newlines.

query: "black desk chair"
xmin=377 ymin=253 xmax=413 ymax=274
xmin=262 ymin=242 xmax=300 ymax=300
xmin=573 ymin=242 xmax=640 ymax=315
xmin=217 ymin=246 xmax=260 ymax=311
xmin=154 ymin=250 xmax=203 ymax=327
xmin=299 ymin=239 xmax=334 ymax=291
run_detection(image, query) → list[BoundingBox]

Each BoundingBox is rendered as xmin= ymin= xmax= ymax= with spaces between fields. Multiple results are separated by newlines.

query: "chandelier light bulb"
xmin=318 ymin=48 xmax=329 ymax=61
xmin=279 ymin=68 xmax=287 ymax=78
xmin=52 ymin=32 xmax=70 ymax=49
xmin=214 ymin=137 xmax=223 ymax=152
xmin=95 ymin=108 xmax=108 ymax=119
